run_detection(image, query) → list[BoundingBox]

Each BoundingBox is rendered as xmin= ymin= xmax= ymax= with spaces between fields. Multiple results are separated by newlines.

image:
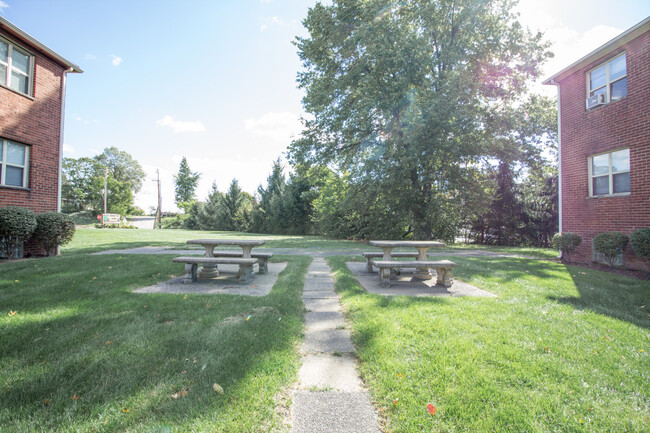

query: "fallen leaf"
xmin=105 ymin=341 xmax=112 ymax=346
xmin=8 ymin=310 xmax=17 ymax=316
xmin=44 ymin=399 xmax=50 ymax=405
xmin=14 ymin=280 xmax=19 ymax=283
xmin=72 ymin=394 xmax=79 ymax=400
xmin=183 ymin=295 xmax=188 ymax=300
xmin=397 ymin=373 xmax=404 ymax=378
xmin=393 ymin=398 xmax=399 ymax=405
xmin=427 ymin=403 xmax=436 ymax=415
xmin=246 ymin=315 xmax=252 ymax=321
xmin=122 ymin=408 xmax=129 ymax=413
xmin=213 ymin=383 xmax=224 ymax=394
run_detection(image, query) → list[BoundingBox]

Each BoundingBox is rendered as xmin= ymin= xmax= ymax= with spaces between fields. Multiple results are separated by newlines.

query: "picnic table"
xmin=365 ymin=240 xmax=456 ymax=287
xmin=186 ymin=239 xmax=266 ymax=279
xmin=368 ymin=240 xmax=445 ymax=280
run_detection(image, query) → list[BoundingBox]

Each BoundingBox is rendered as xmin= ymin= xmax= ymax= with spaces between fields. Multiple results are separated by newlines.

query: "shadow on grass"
xmin=0 ymin=254 xmax=309 ymax=431
xmin=550 ymin=264 xmax=650 ymax=330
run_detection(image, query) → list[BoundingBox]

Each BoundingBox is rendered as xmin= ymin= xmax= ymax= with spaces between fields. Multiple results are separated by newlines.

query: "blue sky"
xmin=1 ymin=1 xmax=648 ymax=212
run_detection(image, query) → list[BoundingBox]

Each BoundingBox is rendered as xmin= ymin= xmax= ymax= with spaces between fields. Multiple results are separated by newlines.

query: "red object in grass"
xmin=427 ymin=403 xmax=436 ymax=415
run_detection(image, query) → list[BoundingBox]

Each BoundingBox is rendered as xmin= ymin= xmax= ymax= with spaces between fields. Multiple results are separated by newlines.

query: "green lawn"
xmin=65 ymin=227 xmax=557 ymax=259
xmin=330 ymin=255 xmax=649 ymax=433
xmin=0 ymin=251 xmax=309 ymax=432
xmin=3 ymin=228 xmax=646 ymax=432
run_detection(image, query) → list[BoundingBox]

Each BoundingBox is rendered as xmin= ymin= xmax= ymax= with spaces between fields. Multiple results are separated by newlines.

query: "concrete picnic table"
xmin=368 ymin=240 xmax=446 ymax=280
xmin=186 ymin=239 xmax=266 ymax=278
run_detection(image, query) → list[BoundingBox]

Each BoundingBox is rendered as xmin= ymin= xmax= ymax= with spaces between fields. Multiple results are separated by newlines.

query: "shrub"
xmin=32 ymin=212 xmax=76 ymax=256
xmin=592 ymin=231 xmax=629 ymax=267
xmin=551 ymin=232 xmax=582 ymax=261
xmin=0 ymin=206 xmax=37 ymax=259
xmin=630 ymin=228 xmax=650 ymax=260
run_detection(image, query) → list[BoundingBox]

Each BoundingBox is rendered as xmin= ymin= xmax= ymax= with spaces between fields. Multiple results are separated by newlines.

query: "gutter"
xmin=56 ymin=67 xmax=74 ymax=255
xmin=548 ymin=78 xmax=562 ymax=259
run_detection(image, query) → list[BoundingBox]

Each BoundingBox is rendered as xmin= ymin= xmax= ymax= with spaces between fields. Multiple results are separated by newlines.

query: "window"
xmin=0 ymin=139 xmax=29 ymax=188
xmin=0 ymin=37 xmax=34 ymax=96
xmin=589 ymin=148 xmax=630 ymax=196
xmin=588 ymin=53 xmax=627 ymax=104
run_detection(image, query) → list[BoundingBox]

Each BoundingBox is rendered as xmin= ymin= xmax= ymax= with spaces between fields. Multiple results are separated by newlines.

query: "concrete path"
xmin=291 ymin=257 xmax=380 ymax=433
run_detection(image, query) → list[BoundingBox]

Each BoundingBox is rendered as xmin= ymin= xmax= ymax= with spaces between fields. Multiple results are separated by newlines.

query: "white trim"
xmin=588 ymin=148 xmax=630 ymax=196
xmin=0 ymin=139 xmax=30 ymax=188
xmin=543 ymin=16 xmax=650 ymax=85
xmin=0 ymin=35 xmax=34 ymax=96
xmin=0 ymin=17 xmax=82 ymax=73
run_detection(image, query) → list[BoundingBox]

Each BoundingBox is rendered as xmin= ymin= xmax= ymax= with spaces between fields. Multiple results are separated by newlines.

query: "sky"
xmin=1 ymin=0 xmax=648 ymax=212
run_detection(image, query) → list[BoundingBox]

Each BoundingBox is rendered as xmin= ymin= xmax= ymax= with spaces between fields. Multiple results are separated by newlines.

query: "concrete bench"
xmin=362 ymin=252 xmax=419 ymax=272
xmin=372 ymin=260 xmax=457 ymax=287
xmin=211 ymin=250 xmax=273 ymax=274
xmin=172 ymin=256 xmax=258 ymax=284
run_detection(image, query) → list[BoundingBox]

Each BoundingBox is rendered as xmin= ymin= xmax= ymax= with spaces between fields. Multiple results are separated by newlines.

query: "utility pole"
xmin=155 ymin=169 xmax=162 ymax=229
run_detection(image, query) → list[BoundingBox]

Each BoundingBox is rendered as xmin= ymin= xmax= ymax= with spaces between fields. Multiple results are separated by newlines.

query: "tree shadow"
xmin=548 ymin=263 xmax=650 ymax=330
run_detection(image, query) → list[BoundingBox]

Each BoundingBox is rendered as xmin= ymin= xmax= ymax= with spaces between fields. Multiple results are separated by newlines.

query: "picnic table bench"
xmin=172 ymin=256 xmax=259 ymax=284
xmin=362 ymin=251 xmax=419 ymax=272
xmin=210 ymin=250 xmax=273 ymax=274
xmin=373 ymin=260 xmax=457 ymax=287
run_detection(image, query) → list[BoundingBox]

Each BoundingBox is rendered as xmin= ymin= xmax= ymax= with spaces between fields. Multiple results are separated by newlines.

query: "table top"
xmin=187 ymin=239 xmax=266 ymax=247
xmin=369 ymin=240 xmax=446 ymax=248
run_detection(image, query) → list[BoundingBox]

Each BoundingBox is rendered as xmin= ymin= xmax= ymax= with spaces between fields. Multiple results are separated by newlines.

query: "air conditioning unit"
xmin=586 ymin=93 xmax=606 ymax=109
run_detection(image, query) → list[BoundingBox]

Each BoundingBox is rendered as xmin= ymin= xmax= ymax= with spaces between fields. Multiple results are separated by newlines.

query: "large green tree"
xmin=61 ymin=147 xmax=146 ymax=215
xmin=291 ymin=0 xmax=554 ymax=240
xmin=173 ymin=157 xmax=201 ymax=207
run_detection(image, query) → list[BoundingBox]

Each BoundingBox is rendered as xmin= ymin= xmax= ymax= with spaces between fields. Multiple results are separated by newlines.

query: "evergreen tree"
xmin=173 ymin=157 xmax=201 ymax=207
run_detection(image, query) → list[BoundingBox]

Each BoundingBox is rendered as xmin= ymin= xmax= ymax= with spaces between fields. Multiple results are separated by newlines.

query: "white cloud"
xmin=63 ymin=143 xmax=75 ymax=155
xmin=244 ymin=112 xmax=301 ymax=143
xmin=0 ymin=2 xmax=9 ymax=13
xmin=156 ymin=115 xmax=206 ymax=133
xmin=260 ymin=16 xmax=283 ymax=31
xmin=84 ymin=53 xmax=97 ymax=60
xmin=111 ymin=55 xmax=123 ymax=66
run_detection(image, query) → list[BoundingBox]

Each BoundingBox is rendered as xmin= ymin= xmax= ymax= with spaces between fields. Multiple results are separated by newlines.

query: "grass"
xmin=329 ymin=255 xmax=650 ymax=433
xmin=64 ymin=227 xmax=557 ymax=259
xmin=64 ymin=228 xmax=368 ymax=255
xmin=5 ymin=227 xmax=641 ymax=431
xmin=0 ymin=252 xmax=310 ymax=432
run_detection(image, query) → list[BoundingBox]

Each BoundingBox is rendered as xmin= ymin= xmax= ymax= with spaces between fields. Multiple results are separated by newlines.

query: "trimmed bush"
xmin=32 ymin=212 xmax=76 ymax=256
xmin=551 ymin=232 xmax=582 ymax=261
xmin=592 ymin=231 xmax=629 ymax=267
xmin=0 ymin=206 xmax=37 ymax=259
xmin=630 ymin=228 xmax=650 ymax=260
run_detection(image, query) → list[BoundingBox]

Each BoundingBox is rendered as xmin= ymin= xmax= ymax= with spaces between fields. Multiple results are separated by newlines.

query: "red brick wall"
xmin=0 ymin=32 xmax=66 ymax=256
xmin=558 ymin=31 xmax=650 ymax=271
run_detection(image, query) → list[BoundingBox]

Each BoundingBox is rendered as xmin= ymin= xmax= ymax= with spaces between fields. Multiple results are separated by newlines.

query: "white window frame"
xmin=587 ymin=148 xmax=630 ymax=197
xmin=0 ymin=36 xmax=35 ymax=97
xmin=0 ymin=139 xmax=30 ymax=188
xmin=586 ymin=53 xmax=627 ymax=105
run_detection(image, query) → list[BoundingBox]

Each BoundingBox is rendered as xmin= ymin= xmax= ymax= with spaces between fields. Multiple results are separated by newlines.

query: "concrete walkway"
xmin=291 ymin=257 xmax=380 ymax=433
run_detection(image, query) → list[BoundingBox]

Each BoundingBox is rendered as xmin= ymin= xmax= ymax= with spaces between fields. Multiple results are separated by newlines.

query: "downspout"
xmin=550 ymin=78 xmax=562 ymax=259
xmin=56 ymin=67 xmax=74 ymax=255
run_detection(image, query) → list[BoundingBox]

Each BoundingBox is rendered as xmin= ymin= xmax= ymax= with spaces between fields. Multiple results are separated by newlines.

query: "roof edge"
xmin=0 ymin=16 xmax=83 ymax=73
xmin=542 ymin=15 xmax=650 ymax=85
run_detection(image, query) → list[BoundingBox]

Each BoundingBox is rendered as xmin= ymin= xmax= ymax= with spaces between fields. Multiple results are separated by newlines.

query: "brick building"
xmin=543 ymin=17 xmax=650 ymax=271
xmin=0 ymin=17 xmax=82 ymax=257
